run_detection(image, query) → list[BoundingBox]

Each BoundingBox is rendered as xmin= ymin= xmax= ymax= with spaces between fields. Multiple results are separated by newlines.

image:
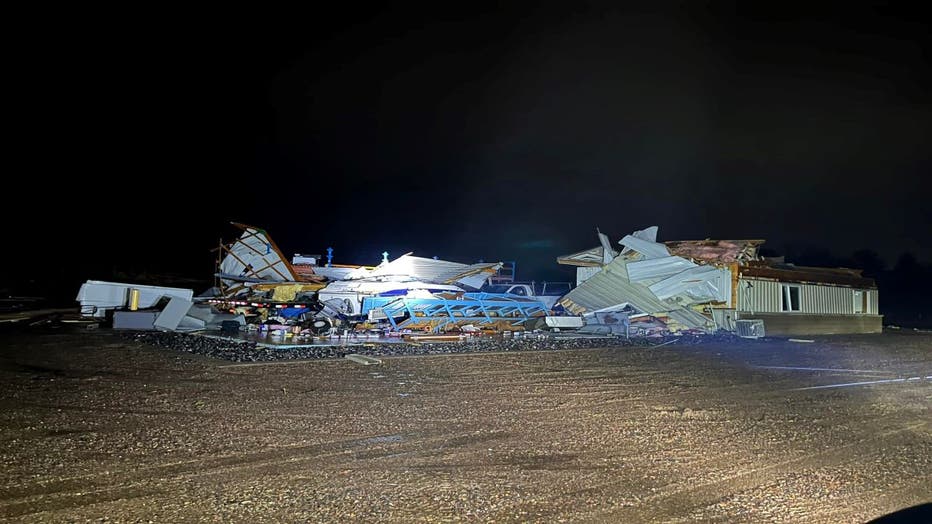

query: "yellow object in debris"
xmin=128 ymin=289 xmax=140 ymax=311
xmin=271 ymin=284 xmax=310 ymax=302
xmin=251 ymin=282 xmax=325 ymax=302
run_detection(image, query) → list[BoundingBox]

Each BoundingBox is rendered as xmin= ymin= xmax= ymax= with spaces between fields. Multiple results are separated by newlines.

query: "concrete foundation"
xmin=736 ymin=312 xmax=883 ymax=336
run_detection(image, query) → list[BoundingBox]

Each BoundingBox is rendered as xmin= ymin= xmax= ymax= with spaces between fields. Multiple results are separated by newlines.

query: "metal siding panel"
xmin=739 ymin=278 xmax=780 ymax=313
xmin=766 ymin=280 xmax=780 ymax=312
xmin=741 ymin=280 xmax=880 ymax=316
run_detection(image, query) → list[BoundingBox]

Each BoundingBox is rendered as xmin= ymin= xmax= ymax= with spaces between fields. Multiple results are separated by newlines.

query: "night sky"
xmin=8 ymin=2 xmax=931 ymax=295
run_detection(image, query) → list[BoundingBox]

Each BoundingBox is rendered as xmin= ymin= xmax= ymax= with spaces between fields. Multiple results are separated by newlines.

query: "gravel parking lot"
xmin=0 ymin=328 xmax=929 ymax=522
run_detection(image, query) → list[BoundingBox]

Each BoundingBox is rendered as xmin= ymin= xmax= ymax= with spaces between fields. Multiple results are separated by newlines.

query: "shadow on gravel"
xmin=867 ymin=503 xmax=932 ymax=523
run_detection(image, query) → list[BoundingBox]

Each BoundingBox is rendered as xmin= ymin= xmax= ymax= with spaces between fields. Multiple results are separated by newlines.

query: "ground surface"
xmin=0 ymin=328 xmax=929 ymax=523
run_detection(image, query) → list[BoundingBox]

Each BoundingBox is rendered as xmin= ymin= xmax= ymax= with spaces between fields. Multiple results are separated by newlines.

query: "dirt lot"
xmin=0 ymin=328 xmax=929 ymax=522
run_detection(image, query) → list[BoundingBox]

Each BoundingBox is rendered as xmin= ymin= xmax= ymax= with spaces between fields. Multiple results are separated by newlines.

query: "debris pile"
xmin=557 ymin=226 xmax=762 ymax=336
xmin=77 ymin=223 xmax=771 ymax=349
xmin=80 ymin=223 xmax=556 ymax=342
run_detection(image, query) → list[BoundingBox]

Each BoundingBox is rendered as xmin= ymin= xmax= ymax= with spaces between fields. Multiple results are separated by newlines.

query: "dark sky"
xmin=9 ymin=2 xmax=931 ymax=287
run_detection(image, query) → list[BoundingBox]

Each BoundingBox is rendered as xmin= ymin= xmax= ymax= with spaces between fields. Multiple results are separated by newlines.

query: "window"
xmin=853 ymin=290 xmax=866 ymax=314
xmin=781 ymin=284 xmax=801 ymax=312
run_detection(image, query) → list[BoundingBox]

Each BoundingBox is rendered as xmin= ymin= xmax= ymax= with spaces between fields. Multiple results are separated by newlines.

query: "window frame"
xmin=781 ymin=284 xmax=801 ymax=312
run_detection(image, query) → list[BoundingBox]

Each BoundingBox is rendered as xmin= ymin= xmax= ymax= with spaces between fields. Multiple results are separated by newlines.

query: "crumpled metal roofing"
xmin=649 ymin=265 xmax=730 ymax=303
xmin=619 ymin=226 xmax=659 ymax=255
xmin=618 ymin=235 xmax=671 ymax=260
xmin=219 ymin=225 xmax=297 ymax=286
xmin=557 ymin=257 xmax=708 ymax=329
xmin=627 ymin=256 xmax=697 ymax=283
xmin=345 ymin=254 xmax=502 ymax=289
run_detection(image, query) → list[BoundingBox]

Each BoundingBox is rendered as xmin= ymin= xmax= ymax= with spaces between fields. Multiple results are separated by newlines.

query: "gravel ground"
xmin=123 ymin=331 xmax=734 ymax=362
xmin=0 ymin=327 xmax=929 ymax=522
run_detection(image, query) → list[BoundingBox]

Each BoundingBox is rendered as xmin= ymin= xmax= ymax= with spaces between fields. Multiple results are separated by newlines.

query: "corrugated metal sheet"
xmin=627 ymin=256 xmax=697 ymax=283
xmin=739 ymin=277 xmax=878 ymax=315
xmin=738 ymin=278 xmax=781 ymax=313
xmin=801 ymin=284 xmax=845 ymax=314
xmin=618 ymin=235 xmax=670 ymax=259
xmin=649 ymin=266 xmax=730 ymax=303
xmin=558 ymin=258 xmax=707 ymax=329
xmin=619 ymin=226 xmax=659 ymax=255
xmin=576 ymin=266 xmax=601 ymax=286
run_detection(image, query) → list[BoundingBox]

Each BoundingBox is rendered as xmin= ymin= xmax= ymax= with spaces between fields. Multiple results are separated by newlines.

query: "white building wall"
xmin=738 ymin=278 xmax=878 ymax=315
xmin=738 ymin=278 xmax=781 ymax=313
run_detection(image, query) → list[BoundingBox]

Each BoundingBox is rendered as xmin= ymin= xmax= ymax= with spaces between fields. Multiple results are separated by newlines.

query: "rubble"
xmin=557 ymin=227 xmax=765 ymax=336
xmin=76 ymin=281 xmax=194 ymax=318
xmin=79 ymin=221 xmax=880 ymax=350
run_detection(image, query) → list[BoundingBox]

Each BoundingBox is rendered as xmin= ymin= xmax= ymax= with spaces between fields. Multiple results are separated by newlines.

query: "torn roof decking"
xmin=664 ymin=239 xmax=765 ymax=264
xmin=559 ymin=238 xmax=765 ymax=267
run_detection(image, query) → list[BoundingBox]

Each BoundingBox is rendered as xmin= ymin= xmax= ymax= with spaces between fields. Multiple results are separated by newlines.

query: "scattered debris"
xmin=77 ymin=222 xmax=882 ymax=354
xmin=345 ymin=354 xmax=382 ymax=366
xmin=76 ymin=281 xmax=194 ymax=318
xmin=736 ymin=319 xmax=766 ymax=339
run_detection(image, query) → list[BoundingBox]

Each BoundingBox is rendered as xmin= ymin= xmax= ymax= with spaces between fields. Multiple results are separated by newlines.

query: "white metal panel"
xmin=649 ymin=266 xmax=729 ymax=303
xmin=219 ymin=227 xmax=296 ymax=285
xmin=738 ymin=278 xmax=780 ymax=313
xmin=739 ymin=278 xmax=879 ymax=315
xmin=801 ymin=284 xmax=857 ymax=315
xmin=76 ymin=281 xmax=195 ymax=318
xmin=576 ymin=266 xmax=601 ymax=286
xmin=627 ymin=256 xmax=697 ymax=283
xmin=617 ymin=235 xmax=671 ymax=259
xmin=619 ymin=226 xmax=659 ymax=255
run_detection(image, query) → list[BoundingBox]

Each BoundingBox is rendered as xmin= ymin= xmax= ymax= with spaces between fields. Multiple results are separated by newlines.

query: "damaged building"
xmin=77 ymin=222 xmax=882 ymax=339
xmin=557 ymin=227 xmax=882 ymax=336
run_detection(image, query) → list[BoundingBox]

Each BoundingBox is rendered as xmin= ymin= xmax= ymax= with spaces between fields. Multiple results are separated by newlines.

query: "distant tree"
xmin=894 ymin=252 xmax=920 ymax=274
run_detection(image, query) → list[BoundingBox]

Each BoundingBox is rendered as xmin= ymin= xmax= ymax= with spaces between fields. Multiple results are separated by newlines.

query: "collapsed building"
xmin=208 ymin=223 xmax=549 ymax=334
xmin=556 ymin=226 xmax=882 ymax=336
xmin=77 ymin=223 xmax=882 ymax=338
